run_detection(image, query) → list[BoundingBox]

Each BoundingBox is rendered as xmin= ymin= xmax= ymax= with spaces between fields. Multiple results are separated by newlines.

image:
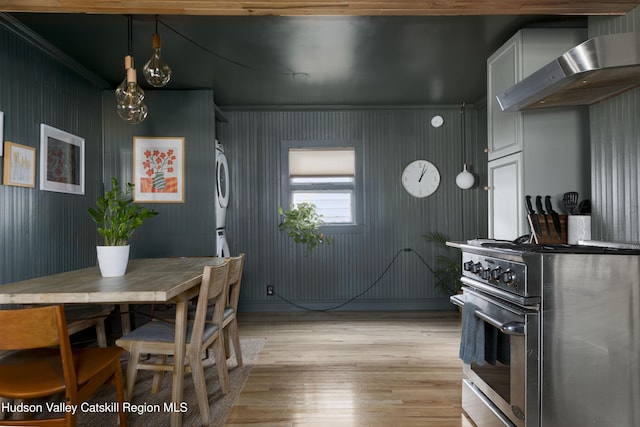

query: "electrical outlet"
xmin=266 ymin=285 xmax=274 ymax=296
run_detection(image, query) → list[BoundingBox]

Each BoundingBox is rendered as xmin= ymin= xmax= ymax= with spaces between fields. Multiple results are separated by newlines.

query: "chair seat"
xmin=117 ymin=319 xmax=220 ymax=345
xmin=155 ymin=305 xmax=234 ymax=322
xmin=0 ymin=347 xmax=124 ymax=400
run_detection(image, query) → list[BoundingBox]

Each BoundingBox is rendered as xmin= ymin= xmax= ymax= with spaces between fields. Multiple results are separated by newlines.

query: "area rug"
xmin=10 ymin=338 xmax=264 ymax=427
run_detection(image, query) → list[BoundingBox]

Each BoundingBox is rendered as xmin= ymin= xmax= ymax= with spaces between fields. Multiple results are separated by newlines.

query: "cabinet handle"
xmin=484 ymin=186 xmax=491 ymax=191
xmin=484 ymin=148 xmax=491 ymax=153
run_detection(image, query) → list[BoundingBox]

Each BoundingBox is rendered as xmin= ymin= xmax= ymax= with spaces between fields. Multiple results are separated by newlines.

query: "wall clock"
xmin=401 ymin=159 xmax=440 ymax=198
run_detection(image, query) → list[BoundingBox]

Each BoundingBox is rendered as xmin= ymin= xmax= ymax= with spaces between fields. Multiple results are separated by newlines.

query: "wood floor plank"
xmin=226 ymin=311 xmax=471 ymax=426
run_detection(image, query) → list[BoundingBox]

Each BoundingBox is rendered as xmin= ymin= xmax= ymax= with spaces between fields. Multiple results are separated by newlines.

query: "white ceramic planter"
xmin=96 ymin=245 xmax=130 ymax=277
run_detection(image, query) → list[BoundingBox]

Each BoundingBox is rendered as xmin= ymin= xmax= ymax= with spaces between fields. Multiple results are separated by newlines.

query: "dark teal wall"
xmin=0 ymin=20 xmax=103 ymax=284
xmin=1 ymin=18 xmax=489 ymax=314
xmin=101 ymin=90 xmax=218 ymax=259
xmin=218 ymin=107 xmax=487 ymax=311
xmin=588 ymin=6 xmax=640 ymax=242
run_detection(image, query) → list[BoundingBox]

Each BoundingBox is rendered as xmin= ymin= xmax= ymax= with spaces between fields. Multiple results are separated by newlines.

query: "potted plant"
xmin=423 ymin=231 xmax=462 ymax=295
xmin=88 ymin=176 xmax=158 ymax=277
xmin=278 ymin=202 xmax=331 ymax=256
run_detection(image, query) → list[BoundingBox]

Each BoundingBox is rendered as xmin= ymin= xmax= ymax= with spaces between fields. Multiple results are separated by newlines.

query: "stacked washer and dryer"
xmin=215 ymin=140 xmax=230 ymax=257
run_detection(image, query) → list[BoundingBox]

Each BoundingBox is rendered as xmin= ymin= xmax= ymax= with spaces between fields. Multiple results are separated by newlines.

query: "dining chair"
xmin=149 ymin=254 xmax=245 ymax=367
xmin=220 ymin=253 xmax=245 ymax=367
xmin=115 ymin=260 xmax=230 ymax=426
xmin=65 ymin=304 xmax=115 ymax=347
xmin=0 ymin=305 xmax=127 ymax=427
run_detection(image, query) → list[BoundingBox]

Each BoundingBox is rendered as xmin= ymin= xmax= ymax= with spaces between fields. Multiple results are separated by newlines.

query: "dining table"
xmin=0 ymin=256 xmax=221 ymax=427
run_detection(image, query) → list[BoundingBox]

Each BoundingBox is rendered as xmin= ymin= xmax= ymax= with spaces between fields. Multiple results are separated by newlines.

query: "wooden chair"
xmin=220 ymin=253 xmax=245 ymax=367
xmin=115 ymin=261 xmax=230 ymax=426
xmin=0 ymin=305 xmax=127 ymax=427
xmin=65 ymin=304 xmax=115 ymax=347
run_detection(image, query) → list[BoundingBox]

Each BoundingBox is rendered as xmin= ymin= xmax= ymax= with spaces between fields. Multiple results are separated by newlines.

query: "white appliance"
xmin=215 ymin=140 xmax=230 ymax=257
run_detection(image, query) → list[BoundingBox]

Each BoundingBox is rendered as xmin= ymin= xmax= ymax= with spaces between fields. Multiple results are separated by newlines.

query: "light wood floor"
xmin=225 ymin=311 xmax=475 ymax=427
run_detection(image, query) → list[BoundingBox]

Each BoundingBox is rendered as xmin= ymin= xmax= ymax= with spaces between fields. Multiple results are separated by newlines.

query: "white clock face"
xmin=401 ymin=160 xmax=440 ymax=198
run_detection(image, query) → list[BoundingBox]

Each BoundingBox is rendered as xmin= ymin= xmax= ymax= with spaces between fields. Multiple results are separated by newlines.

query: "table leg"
xmin=119 ymin=303 xmax=131 ymax=334
xmin=170 ymin=300 xmax=188 ymax=427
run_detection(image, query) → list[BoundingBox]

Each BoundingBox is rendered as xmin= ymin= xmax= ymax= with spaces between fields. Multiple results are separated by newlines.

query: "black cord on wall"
xmin=271 ymin=248 xmax=439 ymax=312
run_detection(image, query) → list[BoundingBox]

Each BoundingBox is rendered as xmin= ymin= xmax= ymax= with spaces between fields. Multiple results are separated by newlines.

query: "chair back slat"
xmin=0 ymin=305 xmax=63 ymax=350
xmin=190 ymin=261 xmax=229 ymax=346
xmin=225 ymin=253 xmax=245 ymax=311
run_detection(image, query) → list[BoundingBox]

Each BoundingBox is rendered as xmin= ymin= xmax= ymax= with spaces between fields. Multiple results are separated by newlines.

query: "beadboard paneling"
xmin=588 ymin=6 xmax=640 ymax=242
xmin=218 ymin=107 xmax=487 ymax=311
xmin=0 ymin=22 xmax=103 ymax=285
xmin=101 ymin=90 xmax=218 ymax=258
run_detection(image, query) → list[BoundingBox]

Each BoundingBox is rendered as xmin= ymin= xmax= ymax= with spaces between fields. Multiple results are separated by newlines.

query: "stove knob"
xmin=463 ymin=261 xmax=474 ymax=271
xmin=473 ymin=262 xmax=483 ymax=274
xmin=501 ymin=269 xmax=516 ymax=285
xmin=481 ymin=268 xmax=491 ymax=280
xmin=490 ymin=267 xmax=502 ymax=280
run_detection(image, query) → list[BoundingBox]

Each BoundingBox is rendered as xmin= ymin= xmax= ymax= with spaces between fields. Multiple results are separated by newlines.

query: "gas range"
xmin=458 ymin=239 xmax=640 ymax=307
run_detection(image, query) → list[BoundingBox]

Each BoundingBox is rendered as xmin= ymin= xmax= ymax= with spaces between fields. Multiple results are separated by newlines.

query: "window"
xmin=281 ymin=141 xmax=363 ymax=229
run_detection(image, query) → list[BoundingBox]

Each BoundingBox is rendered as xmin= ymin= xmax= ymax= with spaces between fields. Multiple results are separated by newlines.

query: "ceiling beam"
xmin=0 ymin=0 xmax=638 ymax=16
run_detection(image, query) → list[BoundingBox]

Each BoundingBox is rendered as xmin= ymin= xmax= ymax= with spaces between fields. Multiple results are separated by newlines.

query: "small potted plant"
xmin=423 ymin=231 xmax=462 ymax=295
xmin=88 ymin=176 xmax=158 ymax=277
xmin=278 ymin=202 xmax=331 ymax=256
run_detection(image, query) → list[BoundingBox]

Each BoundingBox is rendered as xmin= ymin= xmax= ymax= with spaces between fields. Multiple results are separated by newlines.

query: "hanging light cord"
xmin=156 ymin=17 xmax=296 ymax=76
xmin=127 ymin=14 xmax=133 ymax=57
xmin=460 ymin=101 xmax=466 ymax=164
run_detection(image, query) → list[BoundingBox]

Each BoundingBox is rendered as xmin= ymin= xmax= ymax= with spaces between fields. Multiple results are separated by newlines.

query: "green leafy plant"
xmin=88 ymin=177 xmax=159 ymax=246
xmin=423 ymin=231 xmax=462 ymax=295
xmin=278 ymin=202 xmax=331 ymax=256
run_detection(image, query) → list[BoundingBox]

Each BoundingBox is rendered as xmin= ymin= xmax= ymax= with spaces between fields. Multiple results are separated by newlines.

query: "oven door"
xmin=451 ymin=287 xmax=540 ymax=427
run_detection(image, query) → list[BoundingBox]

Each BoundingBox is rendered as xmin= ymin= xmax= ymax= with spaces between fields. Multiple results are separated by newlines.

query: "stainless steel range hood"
xmin=497 ymin=32 xmax=640 ymax=112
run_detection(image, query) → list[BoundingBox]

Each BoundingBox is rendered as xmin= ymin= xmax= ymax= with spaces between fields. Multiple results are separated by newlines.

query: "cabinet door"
xmin=487 ymin=34 xmax=522 ymax=160
xmin=488 ymin=152 xmax=524 ymax=240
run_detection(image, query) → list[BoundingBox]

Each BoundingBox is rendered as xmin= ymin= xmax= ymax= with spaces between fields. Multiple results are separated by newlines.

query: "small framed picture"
xmin=40 ymin=124 xmax=85 ymax=195
xmin=133 ymin=136 xmax=185 ymax=203
xmin=3 ymin=141 xmax=36 ymax=188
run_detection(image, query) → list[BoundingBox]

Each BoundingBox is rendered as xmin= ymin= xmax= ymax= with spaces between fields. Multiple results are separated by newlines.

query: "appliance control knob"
xmin=463 ymin=261 xmax=474 ymax=271
xmin=481 ymin=268 xmax=491 ymax=280
xmin=501 ymin=269 xmax=516 ymax=285
xmin=473 ymin=262 xmax=483 ymax=274
xmin=491 ymin=267 xmax=502 ymax=280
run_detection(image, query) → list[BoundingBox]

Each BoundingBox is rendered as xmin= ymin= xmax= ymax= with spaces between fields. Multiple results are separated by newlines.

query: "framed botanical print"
xmin=39 ymin=124 xmax=85 ymax=195
xmin=133 ymin=136 xmax=185 ymax=203
xmin=3 ymin=141 xmax=36 ymax=188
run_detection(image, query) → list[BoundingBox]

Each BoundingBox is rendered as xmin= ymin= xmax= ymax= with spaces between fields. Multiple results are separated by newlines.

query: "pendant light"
xmin=143 ymin=15 xmax=172 ymax=87
xmin=455 ymin=102 xmax=475 ymax=190
xmin=116 ymin=68 xmax=148 ymax=124
xmin=116 ymin=15 xmax=147 ymax=124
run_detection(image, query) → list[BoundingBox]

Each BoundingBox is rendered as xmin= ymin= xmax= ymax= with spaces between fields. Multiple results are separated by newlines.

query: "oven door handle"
xmin=474 ymin=310 xmax=525 ymax=336
xmin=449 ymin=294 xmax=525 ymax=336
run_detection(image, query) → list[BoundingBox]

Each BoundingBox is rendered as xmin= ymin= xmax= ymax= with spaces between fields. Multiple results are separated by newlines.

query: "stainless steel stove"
xmin=452 ymin=239 xmax=640 ymax=427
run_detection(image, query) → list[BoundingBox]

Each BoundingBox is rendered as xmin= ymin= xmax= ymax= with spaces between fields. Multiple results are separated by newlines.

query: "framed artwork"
xmin=0 ymin=111 xmax=4 ymax=156
xmin=133 ymin=136 xmax=185 ymax=203
xmin=3 ymin=141 xmax=36 ymax=188
xmin=39 ymin=124 xmax=85 ymax=195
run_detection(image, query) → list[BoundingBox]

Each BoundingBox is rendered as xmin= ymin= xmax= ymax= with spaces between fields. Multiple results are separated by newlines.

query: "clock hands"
xmin=418 ymin=164 xmax=427 ymax=182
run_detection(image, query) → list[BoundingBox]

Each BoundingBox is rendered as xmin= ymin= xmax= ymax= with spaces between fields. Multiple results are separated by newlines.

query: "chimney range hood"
xmin=496 ymin=32 xmax=640 ymax=112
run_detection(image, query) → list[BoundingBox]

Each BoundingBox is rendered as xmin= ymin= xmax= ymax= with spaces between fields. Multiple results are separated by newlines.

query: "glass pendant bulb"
xmin=456 ymin=164 xmax=475 ymax=190
xmin=143 ymin=33 xmax=172 ymax=87
xmin=117 ymin=68 xmax=147 ymax=123
xmin=115 ymin=55 xmax=134 ymax=104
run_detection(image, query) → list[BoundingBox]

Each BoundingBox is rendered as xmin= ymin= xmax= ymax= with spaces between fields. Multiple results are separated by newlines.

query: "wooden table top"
xmin=0 ymin=257 xmax=223 ymax=305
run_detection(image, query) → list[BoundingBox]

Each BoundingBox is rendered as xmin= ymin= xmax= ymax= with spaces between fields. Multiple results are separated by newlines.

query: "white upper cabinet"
xmin=487 ymin=29 xmax=587 ymax=161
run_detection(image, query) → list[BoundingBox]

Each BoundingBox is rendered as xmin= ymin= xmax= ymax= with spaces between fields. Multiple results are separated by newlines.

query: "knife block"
xmin=528 ymin=214 xmax=568 ymax=244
